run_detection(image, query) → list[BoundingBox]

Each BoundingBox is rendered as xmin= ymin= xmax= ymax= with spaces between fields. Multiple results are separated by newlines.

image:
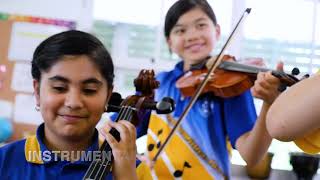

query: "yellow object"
xmin=136 ymin=162 xmax=153 ymax=180
xmin=294 ymin=130 xmax=320 ymax=154
xmin=136 ymin=114 xmax=226 ymax=179
xmin=24 ymin=135 xmax=44 ymax=164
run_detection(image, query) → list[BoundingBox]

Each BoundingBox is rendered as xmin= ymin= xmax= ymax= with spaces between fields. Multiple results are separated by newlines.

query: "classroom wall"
xmin=0 ymin=0 xmax=94 ymax=31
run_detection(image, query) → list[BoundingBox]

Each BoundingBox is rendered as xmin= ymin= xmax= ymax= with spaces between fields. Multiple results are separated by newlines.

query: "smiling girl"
xmin=0 ymin=30 xmax=138 ymax=180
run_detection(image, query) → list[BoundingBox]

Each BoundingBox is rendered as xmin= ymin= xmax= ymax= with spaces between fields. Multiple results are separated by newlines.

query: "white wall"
xmin=0 ymin=0 xmax=94 ymax=31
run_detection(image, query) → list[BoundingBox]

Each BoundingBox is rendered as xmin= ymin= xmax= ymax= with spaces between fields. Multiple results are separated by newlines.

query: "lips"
xmin=185 ymin=43 xmax=204 ymax=52
xmin=59 ymin=114 xmax=88 ymax=122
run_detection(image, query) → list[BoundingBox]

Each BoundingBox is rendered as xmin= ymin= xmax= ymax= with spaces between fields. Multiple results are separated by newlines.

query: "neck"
xmin=43 ymin=127 xmax=94 ymax=155
xmin=183 ymin=62 xmax=191 ymax=71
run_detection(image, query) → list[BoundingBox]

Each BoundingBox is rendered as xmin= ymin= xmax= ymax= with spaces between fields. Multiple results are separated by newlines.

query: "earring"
xmin=35 ymin=105 xmax=40 ymax=111
xmin=104 ymin=104 xmax=108 ymax=112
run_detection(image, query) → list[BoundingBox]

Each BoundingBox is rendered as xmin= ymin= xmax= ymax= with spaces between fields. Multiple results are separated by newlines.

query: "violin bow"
xmin=152 ymin=8 xmax=252 ymax=162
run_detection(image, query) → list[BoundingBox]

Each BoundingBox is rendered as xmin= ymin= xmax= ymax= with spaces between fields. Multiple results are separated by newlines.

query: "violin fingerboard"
xmin=83 ymin=159 xmax=112 ymax=180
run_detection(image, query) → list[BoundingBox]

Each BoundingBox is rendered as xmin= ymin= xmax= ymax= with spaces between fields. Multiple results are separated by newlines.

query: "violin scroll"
xmin=134 ymin=69 xmax=160 ymax=96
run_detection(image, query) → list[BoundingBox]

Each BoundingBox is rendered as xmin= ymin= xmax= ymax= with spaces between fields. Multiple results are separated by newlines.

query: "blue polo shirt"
xmin=0 ymin=123 xmax=143 ymax=180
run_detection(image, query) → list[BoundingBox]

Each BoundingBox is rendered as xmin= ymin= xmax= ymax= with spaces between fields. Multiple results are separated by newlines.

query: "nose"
xmin=186 ymin=27 xmax=199 ymax=42
xmin=64 ymin=89 xmax=84 ymax=109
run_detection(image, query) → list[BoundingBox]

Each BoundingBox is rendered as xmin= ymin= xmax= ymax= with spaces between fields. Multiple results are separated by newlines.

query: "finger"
xmin=109 ymin=121 xmax=131 ymax=142
xmin=256 ymin=72 xmax=271 ymax=89
xmin=100 ymin=120 xmax=113 ymax=134
xmin=251 ymin=84 xmax=270 ymax=100
xmin=265 ymin=72 xmax=281 ymax=85
xmin=276 ymin=61 xmax=284 ymax=71
xmin=99 ymin=128 xmax=119 ymax=150
xmin=257 ymin=72 xmax=280 ymax=90
xmin=118 ymin=120 xmax=136 ymax=140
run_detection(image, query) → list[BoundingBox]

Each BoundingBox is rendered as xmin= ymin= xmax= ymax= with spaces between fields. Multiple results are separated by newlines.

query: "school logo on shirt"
xmin=197 ymin=98 xmax=213 ymax=118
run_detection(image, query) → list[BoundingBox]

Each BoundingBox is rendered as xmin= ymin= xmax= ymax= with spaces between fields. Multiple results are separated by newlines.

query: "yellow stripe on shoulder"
xmin=24 ymin=135 xmax=44 ymax=164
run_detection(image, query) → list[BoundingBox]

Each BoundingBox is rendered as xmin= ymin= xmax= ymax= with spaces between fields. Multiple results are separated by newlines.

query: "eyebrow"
xmin=48 ymin=76 xmax=103 ymax=85
xmin=174 ymin=17 xmax=208 ymax=27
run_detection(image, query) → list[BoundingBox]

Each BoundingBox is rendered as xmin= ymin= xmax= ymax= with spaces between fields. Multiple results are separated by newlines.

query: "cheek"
xmin=87 ymin=97 xmax=106 ymax=118
xmin=39 ymin=93 xmax=63 ymax=120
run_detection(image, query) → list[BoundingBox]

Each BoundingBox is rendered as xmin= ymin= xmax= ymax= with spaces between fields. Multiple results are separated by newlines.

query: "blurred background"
xmin=0 ymin=0 xmax=320 ymax=179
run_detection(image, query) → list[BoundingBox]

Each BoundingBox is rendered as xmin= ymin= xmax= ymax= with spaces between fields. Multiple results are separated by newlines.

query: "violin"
xmin=176 ymin=54 xmax=308 ymax=98
xmin=82 ymin=70 xmax=175 ymax=180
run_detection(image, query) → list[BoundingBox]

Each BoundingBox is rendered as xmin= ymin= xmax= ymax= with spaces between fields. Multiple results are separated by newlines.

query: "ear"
xmin=215 ymin=24 xmax=221 ymax=40
xmin=33 ymin=80 xmax=40 ymax=106
xmin=104 ymin=86 xmax=114 ymax=112
xmin=106 ymin=86 xmax=114 ymax=103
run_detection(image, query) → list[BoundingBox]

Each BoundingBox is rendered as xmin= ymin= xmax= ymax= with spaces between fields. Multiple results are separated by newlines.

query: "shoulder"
xmin=0 ymin=139 xmax=26 ymax=155
xmin=156 ymin=70 xmax=175 ymax=82
xmin=0 ymin=139 xmax=27 ymax=171
xmin=156 ymin=61 xmax=184 ymax=83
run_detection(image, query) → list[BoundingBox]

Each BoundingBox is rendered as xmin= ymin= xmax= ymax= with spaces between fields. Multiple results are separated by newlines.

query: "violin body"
xmin=176 ymin=55 xmax=255 ymax=98
xmin=176 ymin=55 xmax=303 ymax=98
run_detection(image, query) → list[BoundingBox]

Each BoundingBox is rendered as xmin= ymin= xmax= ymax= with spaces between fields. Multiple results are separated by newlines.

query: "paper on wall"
xmin=0 ymin=100 xmax=13 ymax=119
xmin=13 ymin=93 xmax=43 ymax=125
xmin=8 ymin=22 xmax=68 ymax=62
xmin=11 ymin=63 xmax=33 ymax=93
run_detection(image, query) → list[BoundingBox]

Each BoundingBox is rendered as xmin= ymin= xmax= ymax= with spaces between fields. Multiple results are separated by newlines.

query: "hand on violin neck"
xmin=99 ymin=120 xmax=137 ymax=179
xmin=251 ymin=61 xmax=283 ymax=105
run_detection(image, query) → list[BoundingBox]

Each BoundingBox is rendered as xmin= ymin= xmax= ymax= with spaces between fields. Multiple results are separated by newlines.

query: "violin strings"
xmin=86 ymin=106 xmax=133 ymax=180
xmin=94 ymin=106 xmax=133 ymax=180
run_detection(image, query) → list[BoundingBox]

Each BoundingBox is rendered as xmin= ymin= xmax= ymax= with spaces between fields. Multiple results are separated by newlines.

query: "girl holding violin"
xmin=266 ymin=73 xmax=320 ymax=154
xmin=136 ymin=0 xmax=283 ymax=179
xmin=0 ymin=30 xmax=140 ymax=179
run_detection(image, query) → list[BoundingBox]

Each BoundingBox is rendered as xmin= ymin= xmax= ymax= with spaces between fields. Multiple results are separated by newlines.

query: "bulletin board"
xmin=0 ymin=14 xmax=74 ymax=141
xmin=0 ymin=20 xmax=36 ymax=141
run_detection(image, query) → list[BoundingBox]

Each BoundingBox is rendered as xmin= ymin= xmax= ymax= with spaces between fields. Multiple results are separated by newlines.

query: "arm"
xmin=266 ymin=73 xmax=320 ymax=141
xmin=235 ymin=102 xmax=272 ymax=166
xmin=236 ymin=63 xmax=282 ymax=166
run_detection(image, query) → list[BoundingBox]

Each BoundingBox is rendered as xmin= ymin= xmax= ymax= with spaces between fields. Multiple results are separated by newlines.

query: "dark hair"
xmin=31 ymin=30 xmax=114 ymax=87
xmin=164 ymin=0 xmax=217 ymax=39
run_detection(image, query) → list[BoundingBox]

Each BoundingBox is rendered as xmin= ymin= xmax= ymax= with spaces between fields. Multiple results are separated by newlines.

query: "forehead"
xmin=42 ymin=55 xmax=105 ymax=83
xmin=176 ymin=8 xmax=210 ymax=25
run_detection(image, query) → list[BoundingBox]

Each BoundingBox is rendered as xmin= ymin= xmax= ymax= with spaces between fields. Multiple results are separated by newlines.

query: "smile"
xmin=59 ymin=114 xmax=87 ymax=122
xmin=185 ymin=43 xmax=204 ymax=52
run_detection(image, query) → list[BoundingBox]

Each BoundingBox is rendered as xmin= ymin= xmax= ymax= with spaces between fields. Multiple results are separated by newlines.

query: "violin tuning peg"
xmin=291 ymin=67 xmax=300 ymax=76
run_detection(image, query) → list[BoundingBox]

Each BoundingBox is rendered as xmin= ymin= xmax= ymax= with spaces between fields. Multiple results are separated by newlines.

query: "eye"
xmin=83 ymin=89 xmax=97 ymax=95
xmin=197 ymin=23 xmax=207 ymax=29
xmin=52 ymin=86 xmax=67 ymax=93
xmin=174 ymin=28 xmax=185 ymax=35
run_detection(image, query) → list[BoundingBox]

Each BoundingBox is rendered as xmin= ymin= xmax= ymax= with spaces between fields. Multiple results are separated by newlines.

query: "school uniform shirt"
xmin=0 ymin=123 xmax=148 ymax=180
xmin=136 ymin=61 xmax=257 ymax=180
